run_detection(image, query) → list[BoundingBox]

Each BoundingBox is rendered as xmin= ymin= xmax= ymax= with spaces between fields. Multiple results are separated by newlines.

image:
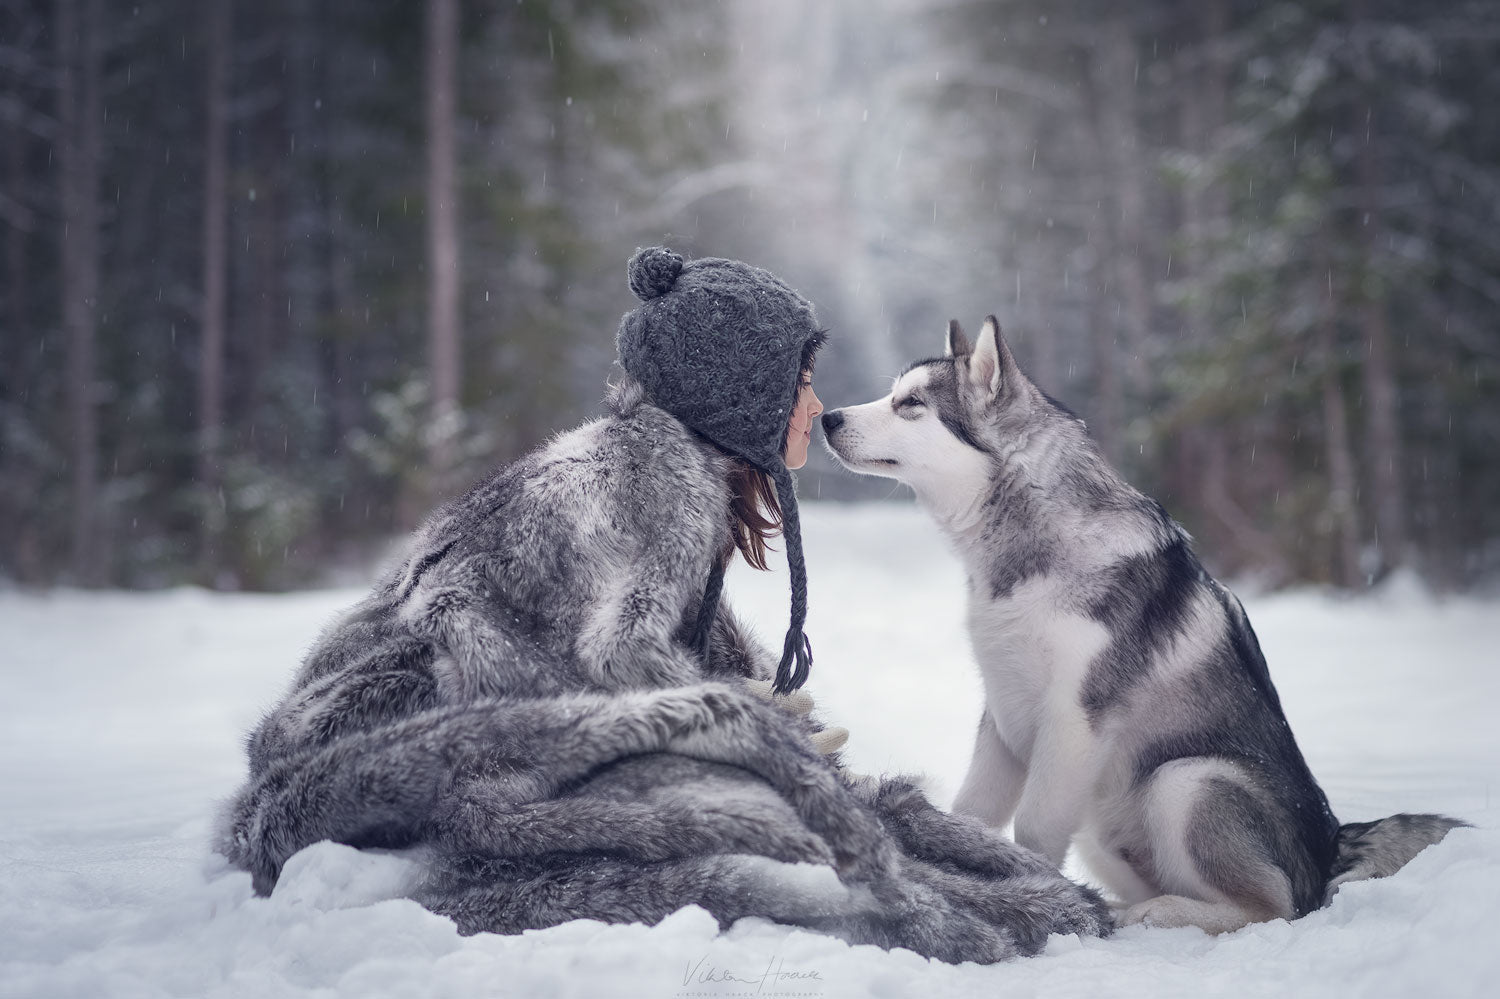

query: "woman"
xmin=215 ymin=247 xmax=1109 ymax=962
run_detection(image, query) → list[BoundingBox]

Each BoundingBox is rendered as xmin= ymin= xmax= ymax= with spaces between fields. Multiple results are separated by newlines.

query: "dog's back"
xmin=1077 ymin=529 xmax=1341 ymax=921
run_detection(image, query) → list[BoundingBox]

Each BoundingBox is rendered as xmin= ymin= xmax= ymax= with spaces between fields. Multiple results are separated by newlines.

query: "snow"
xmin=2 ymin=502 xmax=1498 ymax=999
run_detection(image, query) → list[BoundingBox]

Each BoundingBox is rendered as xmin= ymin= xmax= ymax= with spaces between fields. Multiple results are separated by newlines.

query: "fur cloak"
xmin=215 ymin=377 xmax=1110 ymax=963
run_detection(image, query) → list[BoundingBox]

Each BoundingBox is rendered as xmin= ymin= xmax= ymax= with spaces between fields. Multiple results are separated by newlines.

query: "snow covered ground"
xmin=2 ymin=503 xmax=1497 ymax=999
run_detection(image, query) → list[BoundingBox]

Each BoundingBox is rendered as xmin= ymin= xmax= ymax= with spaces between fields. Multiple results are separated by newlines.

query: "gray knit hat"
xmin=617 ymin=246 xmax=825 ymax=693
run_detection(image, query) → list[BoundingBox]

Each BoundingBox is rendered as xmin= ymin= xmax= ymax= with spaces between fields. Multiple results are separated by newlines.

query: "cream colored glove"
xmin=744 ymin=678 xmax=850 ymax=756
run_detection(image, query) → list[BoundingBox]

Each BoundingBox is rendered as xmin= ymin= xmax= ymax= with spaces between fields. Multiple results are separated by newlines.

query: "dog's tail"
xmin=1323 ymin=813 xmax=1469 ymax=904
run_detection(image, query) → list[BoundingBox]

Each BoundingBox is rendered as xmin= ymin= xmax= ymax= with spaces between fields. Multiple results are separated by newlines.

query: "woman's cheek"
xmin=784 ymin=426 xmax=808 ymax=468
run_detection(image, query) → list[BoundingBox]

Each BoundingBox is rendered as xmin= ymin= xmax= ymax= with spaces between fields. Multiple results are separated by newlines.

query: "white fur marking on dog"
xmin=964 ymin=577 xmax=1111 ymax=865
xmin=951 ymin=718 xmax=1026 ymax=828
xmin=965 ymin=576 xmax=1110 ymax=752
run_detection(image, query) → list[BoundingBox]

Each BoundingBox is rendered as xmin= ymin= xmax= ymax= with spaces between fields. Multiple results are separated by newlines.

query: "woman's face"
xmin=784 ymin=372 xmax=823 ymax=470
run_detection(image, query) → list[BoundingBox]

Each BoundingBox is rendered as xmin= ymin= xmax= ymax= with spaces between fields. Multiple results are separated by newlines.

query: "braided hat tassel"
xmin=690 ymin=557 xmax=727 ymax=664
xmin=770 ymin=465 xmax=813 ymax=693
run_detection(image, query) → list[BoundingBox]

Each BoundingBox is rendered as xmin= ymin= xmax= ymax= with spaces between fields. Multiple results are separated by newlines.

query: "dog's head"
xmin=822 ymin=315 xmax=1054 ymax=516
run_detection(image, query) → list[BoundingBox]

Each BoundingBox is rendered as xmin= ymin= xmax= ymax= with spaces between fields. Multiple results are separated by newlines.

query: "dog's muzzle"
xmin=821 ymin=411 xmax=845 ymax=434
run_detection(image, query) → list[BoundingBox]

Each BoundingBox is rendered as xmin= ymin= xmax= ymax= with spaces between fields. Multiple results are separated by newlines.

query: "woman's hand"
xmin=743 ymin=678 xmax=849 ymax=756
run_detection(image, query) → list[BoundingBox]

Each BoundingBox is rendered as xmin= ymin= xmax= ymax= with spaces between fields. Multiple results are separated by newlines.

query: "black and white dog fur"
xmin=822 ymin=315 xmax=1465 ymax=934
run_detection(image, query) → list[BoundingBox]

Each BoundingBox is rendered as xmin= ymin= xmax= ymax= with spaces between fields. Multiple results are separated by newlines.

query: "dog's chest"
xmin=964 ymin=576 xmax=1109 ymax=758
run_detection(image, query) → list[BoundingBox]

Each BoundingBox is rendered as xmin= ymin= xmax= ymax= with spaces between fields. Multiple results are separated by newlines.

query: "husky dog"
xmin=822 ymin=315 xmax=1465 ymax=934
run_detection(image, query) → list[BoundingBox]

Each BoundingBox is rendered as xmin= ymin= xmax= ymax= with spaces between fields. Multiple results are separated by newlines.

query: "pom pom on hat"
xmin=628 ymin=246 xmax=684 ymax=301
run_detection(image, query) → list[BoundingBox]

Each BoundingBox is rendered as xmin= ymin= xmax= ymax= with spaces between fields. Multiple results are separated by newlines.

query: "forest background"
xmin=3 ymin=0 xmax=1497 ymax=592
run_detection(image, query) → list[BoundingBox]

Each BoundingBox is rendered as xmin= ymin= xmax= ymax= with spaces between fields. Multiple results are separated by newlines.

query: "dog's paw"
xmin=1121 ymin=895 xmax=1257 ymax=935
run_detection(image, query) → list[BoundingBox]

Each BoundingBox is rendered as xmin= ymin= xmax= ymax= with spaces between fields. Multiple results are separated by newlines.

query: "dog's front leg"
xmin=952 ymin=709 xmax=1025 ymax=828
xmin=1010 ymin=703 xmax=1096 ymax=867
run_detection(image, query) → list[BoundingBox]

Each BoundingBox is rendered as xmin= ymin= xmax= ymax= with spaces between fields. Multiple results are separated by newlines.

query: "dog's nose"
xmin=821 ymin=411 xmax=845 ymax=434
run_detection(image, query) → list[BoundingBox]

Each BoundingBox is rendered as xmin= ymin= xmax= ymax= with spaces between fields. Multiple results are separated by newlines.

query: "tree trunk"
xmin=1030 ymin=255 xmax=1062 ymax=396
xmin=1354 ymin=98 xmax=1408 ymax=575
xmin=1088 ymin=270 xmax=1122 ymax=463
xmin=425 ymin=0 xmax=461 ymax=500
xmin=1318 ymin=286 xmax=1362 ymax=588
xmin=57 ymin=0 xmax=103 ymax=585
xmin=247 ymin=176 xmax=280 ymax=457
xmin=4 ymin=71 xmax=26 ymax=406
xmin=1174 ymin=0 xmax=1231 ymax=557
xmin=2 ymin=12 xmax=29 ymax=579
xmin=328 ymin=211 xmax=361 ymax=457
xmin=1359 ymin=286 xmax=1406 ymax=573
xmin=247 ymin=41 xmax=287 ymax=462
xmin=198 ymin=0 xmax=232 ymax=580
xmin=1087 ymin=15 xmax=1152 ymax=406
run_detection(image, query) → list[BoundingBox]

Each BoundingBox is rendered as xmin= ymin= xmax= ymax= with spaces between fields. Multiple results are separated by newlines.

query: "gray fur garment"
xmin=215 ymin=376 xmax=1110 ymax=962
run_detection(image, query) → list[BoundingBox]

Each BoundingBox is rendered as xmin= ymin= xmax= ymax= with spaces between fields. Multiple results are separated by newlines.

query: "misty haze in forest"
xmin=3 ymin=0 xmax=1498 ymax=591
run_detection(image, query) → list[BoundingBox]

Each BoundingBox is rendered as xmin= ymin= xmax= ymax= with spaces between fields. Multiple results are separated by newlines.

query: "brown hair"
xmin=724 ymin=349 xmax=824 ymax=571
xmin=727 ymin=461 xmax=783 ymax=570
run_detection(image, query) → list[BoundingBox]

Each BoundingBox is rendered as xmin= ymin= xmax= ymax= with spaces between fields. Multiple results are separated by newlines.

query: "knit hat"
xmin=616 ymin=246 xmax=825 ymax=693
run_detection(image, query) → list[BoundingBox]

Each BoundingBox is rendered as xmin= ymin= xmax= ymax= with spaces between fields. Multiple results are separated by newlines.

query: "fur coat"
xmin=214 ymin=377 xmax=1110 ymax=963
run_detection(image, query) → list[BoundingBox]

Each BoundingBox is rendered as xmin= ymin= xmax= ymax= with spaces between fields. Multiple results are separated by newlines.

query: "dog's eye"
xmin=895 ymin=397 xmax=925 ymax=412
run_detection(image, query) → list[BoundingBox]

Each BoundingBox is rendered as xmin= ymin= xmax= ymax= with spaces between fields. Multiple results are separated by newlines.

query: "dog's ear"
xmin=945 ymin=319 xmax=971 ymax=357
xmin=968 ymin=315 xmax=1015 ymax=399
